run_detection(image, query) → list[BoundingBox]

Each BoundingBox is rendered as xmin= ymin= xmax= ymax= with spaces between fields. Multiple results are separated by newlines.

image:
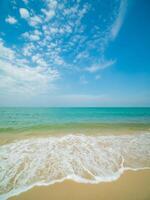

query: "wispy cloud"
xmin=110 ymin=0 xmax=127 ymax=40
xmin=86 ymin=59 xmax=116 ymax=73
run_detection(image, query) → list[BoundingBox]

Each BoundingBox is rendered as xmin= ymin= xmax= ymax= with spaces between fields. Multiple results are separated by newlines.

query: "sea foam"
xmin=0 ymin=133 xmax=150 ymax=200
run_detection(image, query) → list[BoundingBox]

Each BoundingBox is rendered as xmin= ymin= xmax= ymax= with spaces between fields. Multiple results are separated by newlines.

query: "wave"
xmin=0 ymin=133 xmax=150 ymax=200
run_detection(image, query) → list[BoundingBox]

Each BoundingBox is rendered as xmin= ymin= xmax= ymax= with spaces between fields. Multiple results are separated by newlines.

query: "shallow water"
xmin=0 ymin=133 xmax=150 ymax=200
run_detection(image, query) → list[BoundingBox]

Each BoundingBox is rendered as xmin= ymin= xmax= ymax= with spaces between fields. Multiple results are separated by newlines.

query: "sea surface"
xmin=0 ymin=107 xmax=150 ymax=132
xmin=0 ymin=107 xmax=150 ymax=200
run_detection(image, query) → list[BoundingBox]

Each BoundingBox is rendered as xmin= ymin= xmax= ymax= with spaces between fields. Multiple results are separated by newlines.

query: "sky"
xmin=0 ymin=0 xmax=150 ymax=107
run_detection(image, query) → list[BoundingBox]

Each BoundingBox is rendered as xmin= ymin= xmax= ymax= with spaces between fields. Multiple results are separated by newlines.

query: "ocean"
xmin=0 ymin=107 xmax=150 ymax=131
xmin=0 ymin=107 xmax=150 ymax=200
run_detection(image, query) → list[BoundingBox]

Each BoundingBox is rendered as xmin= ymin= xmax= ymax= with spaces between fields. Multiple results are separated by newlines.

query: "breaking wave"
xmin=0 ymin=133 xmax=150 ymax=200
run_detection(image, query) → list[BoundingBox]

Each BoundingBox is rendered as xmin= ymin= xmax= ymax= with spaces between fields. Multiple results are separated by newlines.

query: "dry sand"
xmin=9 ymin=169 xmax=150 ymax=200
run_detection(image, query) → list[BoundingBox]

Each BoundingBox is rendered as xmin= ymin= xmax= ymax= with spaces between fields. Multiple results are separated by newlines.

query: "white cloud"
xmin=49 ymin=27 xmax=58 ymax=34
xmin=32 ymin=54 xmax=48 ymax=67
xmin=86 ymin=59 xmax=116 ymax=73
xmin=75 ymin=51 xmax=89 ymax=60
xmin=29 ymin=15 xmax=42 ymax=26
xmin=30 ymin=34 xmax=40 ymax=41
xmin=41 ymin=9 xmax=55 ymax=21
xmin=0 ymin=59 xmax=58 ymax=84
xmin=47 ymin=0 xmax=57 ymax=9
xmin=22 ymin=32 xmax=40 ymax=41
xmin=0 ymin=59 xmax=59 ymax=96
xmin=19 ymin=8 xmax=30 ymax=19
xmin=22 ymin=43 xmax=34 ymax=56
xmin=5 ymin=16 xmax=17 ymax=24
xmin=19 ymin=8 xmax=42 ymax=27
xmin=34 ymin=30 xmax=42 ymax=36
xmin=22 ymin=0 xmax=28 ymax=4
xmin=0 ymin=40 xmax=59 ymax=96
xmin=41 ymin=0 xmax=57 ymax=21
xmin=110 ymin=0 xmax=127 ymax=40
xmin=0 ymin=40 xmax=15 ymax=60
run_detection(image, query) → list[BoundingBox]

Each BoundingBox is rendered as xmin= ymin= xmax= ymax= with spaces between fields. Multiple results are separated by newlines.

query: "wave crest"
xmin=0 ymin=133 xmax=150 ymax=199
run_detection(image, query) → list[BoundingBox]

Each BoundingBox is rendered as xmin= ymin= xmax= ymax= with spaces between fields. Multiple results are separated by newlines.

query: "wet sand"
xmin=9 ymin=169 xmax=150 ymax=200
xmin=1 ymin=122 xmax=149 ymax=146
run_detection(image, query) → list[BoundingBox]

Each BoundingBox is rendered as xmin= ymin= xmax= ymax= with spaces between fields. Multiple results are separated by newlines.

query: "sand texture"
xmin=9 ymin=170 xmax=150 ymax=200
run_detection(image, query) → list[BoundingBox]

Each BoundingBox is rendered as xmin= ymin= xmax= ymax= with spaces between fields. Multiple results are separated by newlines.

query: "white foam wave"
xmin=0 ymin=133 xmax=150 ymax=200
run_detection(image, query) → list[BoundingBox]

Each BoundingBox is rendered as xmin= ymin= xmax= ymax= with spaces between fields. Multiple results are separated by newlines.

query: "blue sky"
xmin=0 ymin=0 xmax=150 ymax=106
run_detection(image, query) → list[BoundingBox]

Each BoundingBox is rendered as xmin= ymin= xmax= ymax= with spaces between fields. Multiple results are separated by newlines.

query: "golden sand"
xmin=9 ymin=170 xmax=150 ymax=200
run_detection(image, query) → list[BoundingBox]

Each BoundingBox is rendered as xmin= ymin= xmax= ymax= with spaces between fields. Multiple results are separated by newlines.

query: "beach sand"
xmin=9 ymin=169 xmax=150 ymax=200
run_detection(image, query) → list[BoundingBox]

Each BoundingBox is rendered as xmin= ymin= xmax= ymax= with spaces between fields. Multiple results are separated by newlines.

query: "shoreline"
xmin=0 ymin=132 xmax=150 ymax=200
xmin=0 ymin=122 xmax=150 ymax=146
xmin=8 ymin=169 xmax=150 ymax=200
xmin=1 ymin=167 xmax=150 ymax=200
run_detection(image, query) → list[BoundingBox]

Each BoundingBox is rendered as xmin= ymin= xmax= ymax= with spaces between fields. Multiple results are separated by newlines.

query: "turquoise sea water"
xmin=0 ymin=107 xmax=150 ymax=200
xmin=0 ymin=107 xmax=150 ymax=130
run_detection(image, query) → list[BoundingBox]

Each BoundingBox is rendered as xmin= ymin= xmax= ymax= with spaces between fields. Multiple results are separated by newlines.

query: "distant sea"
xmin=0 ymin=107 xmax=150 ymax=131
